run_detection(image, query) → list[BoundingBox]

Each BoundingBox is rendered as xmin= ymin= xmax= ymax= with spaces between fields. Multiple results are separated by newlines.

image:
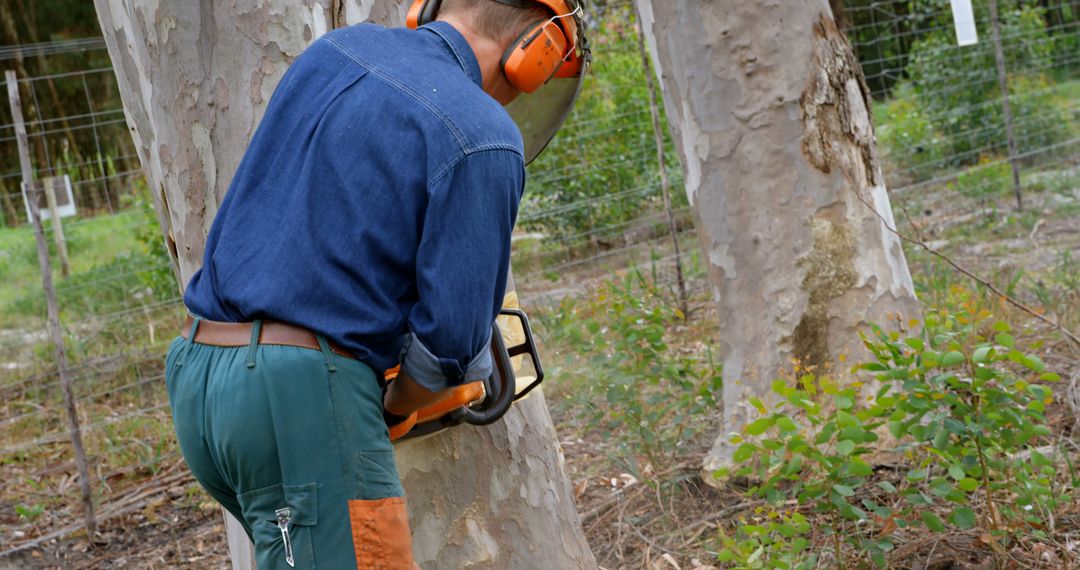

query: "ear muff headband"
xmin=407 ymin=0 xmax=580 ymax=93
xmin=407 ymin=0 xmax=442 ymax=29
xmin=409 ymin=0 xmax=555 ymax=28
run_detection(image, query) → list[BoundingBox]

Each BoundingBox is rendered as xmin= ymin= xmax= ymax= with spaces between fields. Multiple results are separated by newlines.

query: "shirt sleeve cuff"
xmin=400 ymin=332 xmax=492 ymax=392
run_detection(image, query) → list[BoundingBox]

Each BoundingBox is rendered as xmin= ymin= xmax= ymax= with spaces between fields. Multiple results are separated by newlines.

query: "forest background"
xmin=1 ymin=0 xmax=1079 ymax=568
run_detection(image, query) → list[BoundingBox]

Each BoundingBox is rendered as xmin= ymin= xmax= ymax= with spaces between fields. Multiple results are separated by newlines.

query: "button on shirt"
xmin=183 ymin=21 xmax=525 ymax=391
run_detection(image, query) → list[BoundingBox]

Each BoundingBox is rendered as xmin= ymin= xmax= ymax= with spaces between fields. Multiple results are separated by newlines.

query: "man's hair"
xmin=439 ymin=0 xmax=552 ymax=45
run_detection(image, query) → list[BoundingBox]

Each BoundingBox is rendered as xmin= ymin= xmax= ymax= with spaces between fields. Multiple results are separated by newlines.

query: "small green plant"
xmin=723 ymin=373 xmax=894 ymax=567
xmin=130 ymin=185 xmax=178 ymax=299
xmin=539 ymin=267 xmax=721 ymax=478
xmin=134 ymin=436 xmax=172 ymax=476
xmin=721 ymin=288 xmax=1067 ymax=567
xmin=716 ymin=508 xmax=816 ymax=570
xmin=15 ymin=503 xmax=45 ymax=522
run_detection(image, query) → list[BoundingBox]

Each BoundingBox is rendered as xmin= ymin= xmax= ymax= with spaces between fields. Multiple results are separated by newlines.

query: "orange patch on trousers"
xmin=348 ymin=497 xmax=417 ymax=569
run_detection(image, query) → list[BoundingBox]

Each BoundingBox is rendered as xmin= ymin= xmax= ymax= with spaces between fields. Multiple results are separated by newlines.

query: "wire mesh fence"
xmin=844 ymin=0 xmax=1080 ymax=204
xmin=1 ymin=0 xmax=1078 ymax=555
xmin=0 ymin=65 xmax=143 ymax=228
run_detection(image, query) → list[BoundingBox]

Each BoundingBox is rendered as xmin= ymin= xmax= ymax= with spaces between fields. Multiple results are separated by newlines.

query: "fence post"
xmin=43 ymin=178 xmax=72 ymax=278
xmin=634 ymin=3 xmax=688 ymax=317
xmin=6 ymin=69 xmax=97 ymax=538
xmin=987 ymin=0 xmax=1024 ymax=210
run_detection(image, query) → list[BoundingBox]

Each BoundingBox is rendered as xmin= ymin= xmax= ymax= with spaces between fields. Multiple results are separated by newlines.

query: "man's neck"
xmin=436 ymin=14 xmax=516 ymax=104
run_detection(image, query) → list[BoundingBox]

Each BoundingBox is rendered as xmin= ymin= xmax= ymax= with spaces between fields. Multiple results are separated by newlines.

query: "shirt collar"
xmin=420 ymin=21 xmax=484 ymax=89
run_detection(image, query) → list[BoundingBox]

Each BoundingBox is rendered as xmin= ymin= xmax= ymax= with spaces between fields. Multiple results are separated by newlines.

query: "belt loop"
xmin=177 ymin=316 xmax=202 ymax=367
xmin=189 ymin=316 xmax=203 ymax=341
xmin=246 ymin=319 xmax=263 ymax=369
xmin=315 ymin=334 xmax=337 ymax=373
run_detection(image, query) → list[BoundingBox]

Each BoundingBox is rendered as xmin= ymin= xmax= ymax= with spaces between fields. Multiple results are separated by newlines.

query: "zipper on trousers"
xmin=275 ymin=507 xmax=295 ymax=567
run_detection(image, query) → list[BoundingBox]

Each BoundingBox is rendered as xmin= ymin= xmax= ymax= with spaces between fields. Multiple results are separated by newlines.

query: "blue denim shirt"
xmin=183 ymin=21 xmax=525 ymax=391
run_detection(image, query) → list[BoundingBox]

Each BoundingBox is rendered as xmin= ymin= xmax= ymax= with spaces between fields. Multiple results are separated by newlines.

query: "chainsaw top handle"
xmin=499 ymin=308 xmax=545 ymax=400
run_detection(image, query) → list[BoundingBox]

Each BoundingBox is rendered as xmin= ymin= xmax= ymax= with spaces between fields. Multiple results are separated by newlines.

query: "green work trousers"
xmin=165 ymin=319 xmax=415 ymax=569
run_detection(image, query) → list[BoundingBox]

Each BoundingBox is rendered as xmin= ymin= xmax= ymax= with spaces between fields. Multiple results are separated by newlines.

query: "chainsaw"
xmin=386 ymin=308 xmax=545 ymax=441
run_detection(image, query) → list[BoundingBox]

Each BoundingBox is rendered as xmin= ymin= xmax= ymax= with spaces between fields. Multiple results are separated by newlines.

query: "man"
xmin=164 ymin=1 xmax=585 ymax=568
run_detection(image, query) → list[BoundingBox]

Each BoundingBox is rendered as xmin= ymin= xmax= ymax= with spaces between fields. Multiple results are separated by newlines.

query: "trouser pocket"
xmin=347 ymin=496 xmax=416 ymax=570
xmin=239 ymin=482 xmax=319 ymax=569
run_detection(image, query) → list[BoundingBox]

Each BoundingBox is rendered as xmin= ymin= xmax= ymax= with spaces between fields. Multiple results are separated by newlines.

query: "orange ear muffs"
xmin=500 ymin=20 xmax=569 ymax=93
xmin=407 ymin=0 xmax=441 ymax=29
xmin=408 ymin=0 xmax=579 ymax=93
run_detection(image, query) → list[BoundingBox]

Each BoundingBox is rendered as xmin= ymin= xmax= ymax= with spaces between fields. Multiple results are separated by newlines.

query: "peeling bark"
xmin=93 ymin=1 xmax=595 ymax=568
xmin=636 ymin=0 xmax=920 ymax=474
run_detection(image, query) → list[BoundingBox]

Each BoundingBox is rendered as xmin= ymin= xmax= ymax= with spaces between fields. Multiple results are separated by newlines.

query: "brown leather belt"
xmin=181 ymin=316 xmax=357 ymax=360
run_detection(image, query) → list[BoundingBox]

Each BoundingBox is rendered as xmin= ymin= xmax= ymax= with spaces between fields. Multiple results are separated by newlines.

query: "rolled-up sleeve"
xmin=401 ymin=148 xmax=524 ymax=392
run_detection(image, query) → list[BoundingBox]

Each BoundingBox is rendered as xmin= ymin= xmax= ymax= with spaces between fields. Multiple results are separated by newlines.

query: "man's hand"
xmin=383 ymin=368 xmax=448 ymax=420
xmin=383 ymin=368 xmax=489 ymax=440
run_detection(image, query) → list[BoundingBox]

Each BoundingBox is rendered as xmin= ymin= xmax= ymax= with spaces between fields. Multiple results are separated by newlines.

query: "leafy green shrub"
xmin=862 ymin=303 xmax=1063 ymax=537
xmin=717 ymin=509 xmax=815 ymax=570
xmin=905 ymin=3 xmax=1073 ymax=167
xmin=129 ymin=188 xmax=178 ymax=299
xmin=539 ymin=267 xmax=720 ymax=477
xmin=523 ymin=6 xmax=683 ymax=244
xmin=999 ymin=74 xmax=1075 ymax=158
xmin=874 ymin=84 xmax=947 ymax=182
xmin=722 ymin=374 xmax=894 ymax=567
xmin=1047 ymin=4 xmax=1080 ymax=71
xmin=720 ymin=290 xmax=1067 ymax=567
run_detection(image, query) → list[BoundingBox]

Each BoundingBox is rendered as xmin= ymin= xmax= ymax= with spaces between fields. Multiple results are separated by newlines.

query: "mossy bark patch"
xmin=791 ymin=217 xmax=858 ymax=371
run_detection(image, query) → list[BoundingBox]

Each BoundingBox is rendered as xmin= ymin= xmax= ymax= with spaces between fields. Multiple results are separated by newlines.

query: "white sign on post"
xmin=950 ymin=0 xmax=979 ymax=46
xmin=22 ymin=175 xmax=77 ymax=223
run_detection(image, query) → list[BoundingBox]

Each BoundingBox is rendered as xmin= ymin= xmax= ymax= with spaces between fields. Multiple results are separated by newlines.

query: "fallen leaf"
xmin=876 ymin=514 xmax=898 ymax=537
xmin=574 ymin=479 xmax=589 ymax=500
xmin=660 ymin=553 xmax=681 ymax=570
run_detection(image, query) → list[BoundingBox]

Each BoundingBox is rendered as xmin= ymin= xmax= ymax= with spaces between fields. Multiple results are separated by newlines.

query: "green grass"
xmin=1058 ymin=77 xmax=1080 ymax=105
xmin=0 ymin=208 xmax=153 ymax=328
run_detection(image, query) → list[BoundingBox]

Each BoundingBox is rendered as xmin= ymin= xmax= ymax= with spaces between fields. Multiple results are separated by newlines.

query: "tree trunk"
xmin=636 ymin=0 xmax=920 ymax=474
xmin=92 ymin=2 xmax=595 ymax=568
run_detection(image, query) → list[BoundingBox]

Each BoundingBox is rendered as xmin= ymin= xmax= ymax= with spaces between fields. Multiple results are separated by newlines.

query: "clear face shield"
xmin=505 ymin=2 xmax=591 ymax=165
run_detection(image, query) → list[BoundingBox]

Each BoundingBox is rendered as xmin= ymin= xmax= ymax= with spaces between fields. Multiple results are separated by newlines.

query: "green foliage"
xmin=721 ymin=289 xmax=1068 ymax=567
xmin=128 ymin=185 xmax=178 ymax=299
xmin=5 ymin=191 xmax=176 ymax=319
xmin=15 ymin=503 xmax=45 ymax=522
xmin=9 ymin=250 xmax=168 ymax=319
xmin=949 ymin=154 xmax=1013 ymax=197
xmin=716 ymin=509 xmax=816 ymax=570
xmin=721 ymin=374 xmax=894 ymax=567
xmin=1046 ymin=3 xmax=1080 ymax=70
xmin=905 ymin=4 xmax=1074 ymax=169
xmin=861 ymin=300 xmax=1064 ymax=535
xmin=873 ymin=84 xmax=947 ymax=182
xmin=523 ymin=5 xmax=683 ymax=244
xmin=539 ymin=267 xmax=720 ymax=477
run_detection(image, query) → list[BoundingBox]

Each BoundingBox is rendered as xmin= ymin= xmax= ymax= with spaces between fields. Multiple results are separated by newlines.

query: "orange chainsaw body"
xmin=386 ymin=308 xmax=544 ymax=442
